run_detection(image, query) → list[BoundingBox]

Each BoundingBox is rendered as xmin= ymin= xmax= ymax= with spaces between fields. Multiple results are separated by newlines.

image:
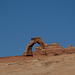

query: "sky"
xmin=0 ymin=0 xmax=75 ymax=57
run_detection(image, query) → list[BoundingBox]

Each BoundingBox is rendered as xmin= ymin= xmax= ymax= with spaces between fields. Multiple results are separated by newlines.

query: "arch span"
xmin=24 ymin=37 xmax=45 ymax=56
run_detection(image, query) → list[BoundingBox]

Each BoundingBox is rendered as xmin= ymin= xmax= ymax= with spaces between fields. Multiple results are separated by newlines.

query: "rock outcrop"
xmin=24 ymin=37 xmax=45 ymax=56
xmin=24 ymin=37 xmax=75 ymax=56
xmin=63 ymin=44 xmax=75 ymax=54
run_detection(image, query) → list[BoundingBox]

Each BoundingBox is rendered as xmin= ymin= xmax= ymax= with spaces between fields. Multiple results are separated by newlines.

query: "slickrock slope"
xmin=0 ymin=54 xmax=75 ymax=75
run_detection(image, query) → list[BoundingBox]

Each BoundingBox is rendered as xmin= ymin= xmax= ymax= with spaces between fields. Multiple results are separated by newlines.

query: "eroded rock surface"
xmin=24 ymin=37 xmax=75 ymax=56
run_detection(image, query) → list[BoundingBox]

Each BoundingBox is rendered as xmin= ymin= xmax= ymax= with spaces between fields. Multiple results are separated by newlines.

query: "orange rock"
xmin=24 ymin=37 xmax=45 ymax=56
xmin=24 ymin=37 xmax=75 ymax=57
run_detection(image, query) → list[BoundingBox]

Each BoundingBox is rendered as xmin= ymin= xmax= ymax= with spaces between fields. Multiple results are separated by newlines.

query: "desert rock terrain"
xmin=0 ymin=54 xmax=75 ymax=75
xmin=0 ymin=37 xmax=75 ymax=75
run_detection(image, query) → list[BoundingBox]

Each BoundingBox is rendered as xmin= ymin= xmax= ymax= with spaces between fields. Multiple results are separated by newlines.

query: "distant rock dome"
xmin=44 ymin=43 xmax=48 ymax=46
xmin=35 ymin=46 xmax=39 ymax=49
xmin=49 ymin=42 xmax=59 ymax=46
xmin=66 ymin=44 xmax=72 ymax=48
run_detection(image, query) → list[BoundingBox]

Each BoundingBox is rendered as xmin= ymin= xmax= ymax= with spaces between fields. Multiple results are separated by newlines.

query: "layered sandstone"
xmin=24 ymin=37 xmax=45 ymax=56
xmin=24 ymin=37 xmax=75 ymax=56
xmin=63 ymin=45 xmax=75 ymax=54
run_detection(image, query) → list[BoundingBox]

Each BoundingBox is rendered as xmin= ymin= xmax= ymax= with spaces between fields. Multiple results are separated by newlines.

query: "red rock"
xmin=24 ymin=37 xmax=45 ymax=56
xmin=24 ymin=37 xmax=75 ymax=57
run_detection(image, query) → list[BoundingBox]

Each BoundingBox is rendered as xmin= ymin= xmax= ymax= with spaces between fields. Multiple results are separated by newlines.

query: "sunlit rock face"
xmin=24 ymin=37 xmax=75 ymax=56
xmin=63 ymin=44 xmax=75 ymax=54
xmin=24 ymin=37 xmax=45 ymax=56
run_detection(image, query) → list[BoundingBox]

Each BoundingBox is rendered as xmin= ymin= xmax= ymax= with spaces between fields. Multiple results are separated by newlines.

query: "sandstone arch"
xmin=24 ymin=37 xmax=45 ymax=56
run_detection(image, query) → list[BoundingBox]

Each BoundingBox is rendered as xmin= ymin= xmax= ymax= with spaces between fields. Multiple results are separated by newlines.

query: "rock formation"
xmin=63 ymin=45 xmax=75 ymax=54
xmin=24 ymin=37 xmax=45 ymax=56
xmin=24 ymin=37 xmax=75 ymax=56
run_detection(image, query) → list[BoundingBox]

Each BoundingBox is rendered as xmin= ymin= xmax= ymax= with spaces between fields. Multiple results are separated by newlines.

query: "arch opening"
xmin=32 ymin=43 xmax=40 ymax=52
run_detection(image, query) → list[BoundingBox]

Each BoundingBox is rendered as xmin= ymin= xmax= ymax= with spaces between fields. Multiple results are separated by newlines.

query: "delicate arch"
xmin=24 ymin=37 xmax=45 ymax=56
